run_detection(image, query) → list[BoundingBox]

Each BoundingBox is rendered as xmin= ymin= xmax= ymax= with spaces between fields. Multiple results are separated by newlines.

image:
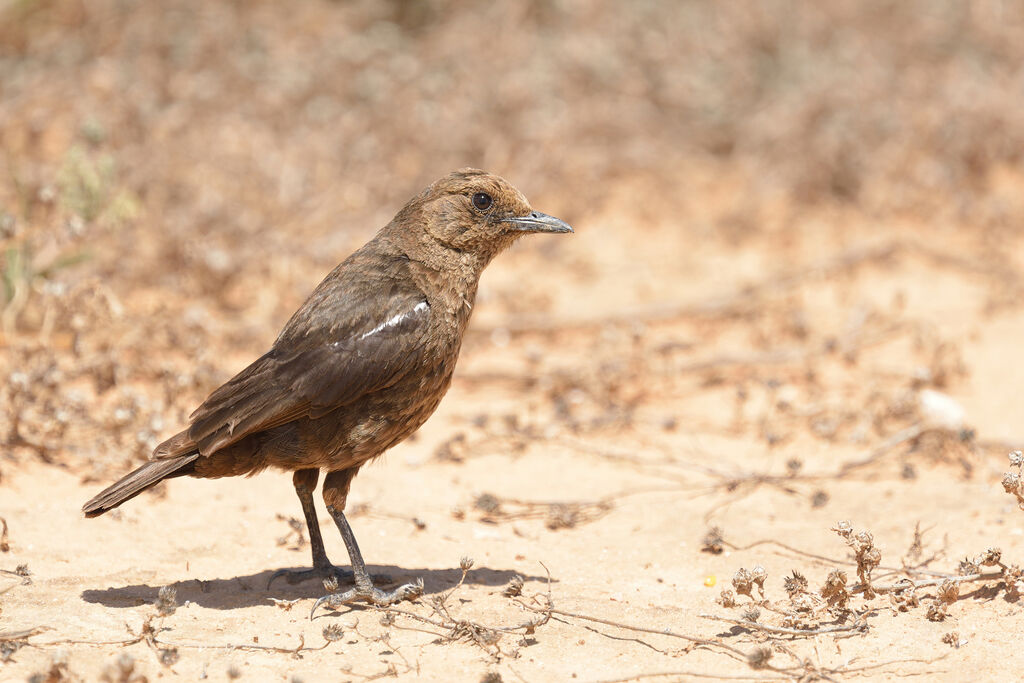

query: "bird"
xmin=83 ymin=168 xmax=573 ymax=611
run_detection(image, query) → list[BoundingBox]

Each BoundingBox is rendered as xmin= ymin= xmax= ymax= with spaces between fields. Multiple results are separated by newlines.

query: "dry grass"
xmin=3 ymin=2 xmax=1024 ymax=477
xmin=3 ymin=2 xmax=1024 ymax=681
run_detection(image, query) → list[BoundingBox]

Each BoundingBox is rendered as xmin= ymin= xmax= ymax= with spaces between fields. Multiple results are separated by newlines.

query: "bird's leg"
xmin=268 ymin=468 xmax=354 ymax=588
xmin=310 ymin=468 xmax=423 ymax=616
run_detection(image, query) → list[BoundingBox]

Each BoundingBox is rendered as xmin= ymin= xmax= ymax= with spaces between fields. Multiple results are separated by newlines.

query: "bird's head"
xmin=391 ymin=168 xmax=572 ymax=268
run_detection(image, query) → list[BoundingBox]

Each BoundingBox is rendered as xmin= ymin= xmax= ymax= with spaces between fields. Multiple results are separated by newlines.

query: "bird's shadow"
xmin=81 ymin=565 xmax=551 ymax=611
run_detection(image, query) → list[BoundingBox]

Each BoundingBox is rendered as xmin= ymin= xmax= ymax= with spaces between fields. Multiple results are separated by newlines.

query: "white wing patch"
xmin=359 ymin=301 xmax=429 ymax=340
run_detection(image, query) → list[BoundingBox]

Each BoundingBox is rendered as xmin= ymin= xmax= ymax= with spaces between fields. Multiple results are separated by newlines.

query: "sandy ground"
xmin=5 ymin=3 xmax=1024 ymax=681
xmin=4 ymin=215 xmax=1024 ymax=682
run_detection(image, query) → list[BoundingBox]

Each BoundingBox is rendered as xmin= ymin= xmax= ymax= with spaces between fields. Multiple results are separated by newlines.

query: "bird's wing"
xmin=183 ymin=269 xmax=431 ymax=457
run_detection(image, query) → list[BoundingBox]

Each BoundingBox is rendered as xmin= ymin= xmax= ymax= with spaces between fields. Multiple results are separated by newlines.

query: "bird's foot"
xmin=310 ymin=577 xmax=423 ymax=618
xmin=267 ymin=565 xmax=352 ymax=589
xmin=267 ymin=565 xmax=394 ymax=590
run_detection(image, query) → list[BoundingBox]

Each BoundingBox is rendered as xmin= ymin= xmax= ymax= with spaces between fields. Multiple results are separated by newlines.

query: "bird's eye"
xmin=471 ymin=192 xmax=493 ymax=211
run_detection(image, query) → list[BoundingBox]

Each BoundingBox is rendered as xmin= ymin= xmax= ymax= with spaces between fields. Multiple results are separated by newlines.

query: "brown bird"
xmin=83 ymin=168 xmax=572 ymax=610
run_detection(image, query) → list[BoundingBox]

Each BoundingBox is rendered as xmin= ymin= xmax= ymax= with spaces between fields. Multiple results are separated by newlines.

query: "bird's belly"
xmin=314 ymin=365 xmax=455 ymax=469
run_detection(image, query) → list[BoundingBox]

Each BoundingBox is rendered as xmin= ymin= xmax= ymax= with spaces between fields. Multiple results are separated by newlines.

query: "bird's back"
xmin=183 ymin=231 xmax=478 ymax=476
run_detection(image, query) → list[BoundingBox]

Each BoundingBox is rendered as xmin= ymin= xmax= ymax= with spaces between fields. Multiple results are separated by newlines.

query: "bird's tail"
xmin=82 ymin=433 xmax=200 ymax=518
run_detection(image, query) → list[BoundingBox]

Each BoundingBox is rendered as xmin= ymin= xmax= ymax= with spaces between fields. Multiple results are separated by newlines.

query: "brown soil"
xmin=3 ymin=3 xmax=1024 ymax=682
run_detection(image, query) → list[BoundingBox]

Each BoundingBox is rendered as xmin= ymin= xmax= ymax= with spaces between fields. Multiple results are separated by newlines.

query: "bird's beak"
xmin=502 ymin=211 xmax=574 ymax=234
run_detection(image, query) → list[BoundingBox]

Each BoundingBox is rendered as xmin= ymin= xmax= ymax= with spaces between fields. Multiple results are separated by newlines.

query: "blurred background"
xmin=2 ymin=0 xmax=1023 ymax=477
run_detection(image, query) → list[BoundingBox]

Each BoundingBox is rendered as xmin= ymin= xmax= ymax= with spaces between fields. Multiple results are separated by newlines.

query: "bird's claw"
xmin=310 ymin=577 xmax=424 ymax=619
xmin=266 ymin=565 xmax=356 ymax=590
